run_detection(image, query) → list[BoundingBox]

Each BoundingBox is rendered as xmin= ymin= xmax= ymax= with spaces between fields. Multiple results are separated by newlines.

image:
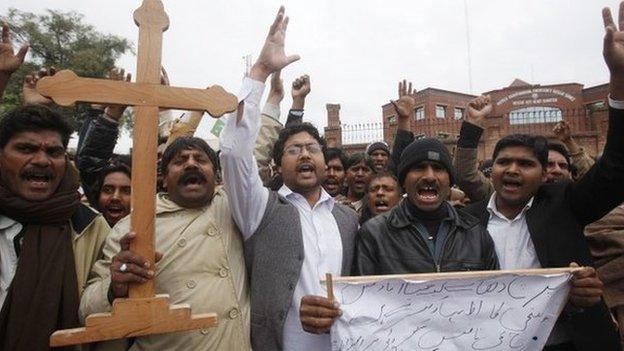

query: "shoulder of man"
xmin=71 ymin=203 xmax=103 ymax=234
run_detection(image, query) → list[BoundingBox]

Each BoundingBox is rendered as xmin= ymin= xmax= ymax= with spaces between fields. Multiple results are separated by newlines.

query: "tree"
xmin=0 ymin=8 xmax=133 ymax=126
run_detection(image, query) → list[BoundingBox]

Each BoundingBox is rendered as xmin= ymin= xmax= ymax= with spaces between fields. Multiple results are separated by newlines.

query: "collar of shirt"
xmin=0 ymin=215 xmax=21 ymax=240
xmin=487 ymin=192 xmax=534 ymax=222
xmin=278 ymin=184 xmax=335 ymax=211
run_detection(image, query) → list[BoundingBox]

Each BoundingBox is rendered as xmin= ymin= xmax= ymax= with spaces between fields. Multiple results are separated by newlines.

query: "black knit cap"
xmin=366 ymin=141 xmax=390 ymax=156
xmin=397 ymin=138 xmax=454 ymax=185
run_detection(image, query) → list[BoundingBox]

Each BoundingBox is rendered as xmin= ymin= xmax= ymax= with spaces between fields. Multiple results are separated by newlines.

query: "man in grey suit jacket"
xmin=219 ymin=7 xmax=359 ymax=351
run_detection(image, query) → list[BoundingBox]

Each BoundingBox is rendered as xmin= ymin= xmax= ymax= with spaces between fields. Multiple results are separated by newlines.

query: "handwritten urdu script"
xmin=329 ymin=272 xmax=571 ymax=351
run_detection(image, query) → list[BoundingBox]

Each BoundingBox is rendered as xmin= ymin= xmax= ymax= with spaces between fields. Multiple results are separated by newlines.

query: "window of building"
xmin=585 ymin=101 xmax=606 ymax=114
xmin=508 ymin=106 xmax=563 ymax=125
xmin=435 ymin=105 xmax=446 ymax=118
xmin=454 ymin=107 xmax=464 ymax=120
xmin=388 ymin=115 xmax=397 ymax=124
xmin=415 ymin=106 xmax=425 ymax=120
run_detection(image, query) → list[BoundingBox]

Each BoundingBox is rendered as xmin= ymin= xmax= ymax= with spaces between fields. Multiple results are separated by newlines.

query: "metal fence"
xmin=339 ymin=107 xmax=606 ymax=146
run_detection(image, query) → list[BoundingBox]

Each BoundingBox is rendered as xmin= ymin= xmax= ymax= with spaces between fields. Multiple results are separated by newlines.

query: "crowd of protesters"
xmin=0 ymin=3 xmax=624 ymax=351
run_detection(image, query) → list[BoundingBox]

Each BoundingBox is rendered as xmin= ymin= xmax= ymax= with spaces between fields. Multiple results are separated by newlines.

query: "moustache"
xmin=178 ymin=168 xmax=207 ymax=185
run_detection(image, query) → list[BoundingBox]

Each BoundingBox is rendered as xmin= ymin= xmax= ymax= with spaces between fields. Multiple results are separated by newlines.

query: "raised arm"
xmin=569 ymin=3 xmax=624 ymax=225
xmin=552 ymin=120 xmax=595 ymax=180
xmin=285 ymin=74 xmax=310 ymax=127
xmin=0 ymin=23 xmax=28 ymax=102
xmin=220 ymin=6 xmax=299 ymax=239
xmin=256 ymin=70 xmax=284 ymax=184
xmin=453 ymin=95 xmax=495 ymax=202
xmin=75 ymin=68 xmax=131 ymax=206
xmin=388 ymin=79 xmax=416 ymax=174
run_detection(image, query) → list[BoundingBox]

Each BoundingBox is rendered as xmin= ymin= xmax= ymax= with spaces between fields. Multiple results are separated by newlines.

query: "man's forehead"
xmin=496 ymin=146 xmax=539 ymax=161
xmin=327 ymin=158 xmax=344 ymax=167
xmin=548 ymin=150 xmax=568 ymax=163
xmin=8 ymin=130 xmax=64 ymax=146
xmin=371 ymin=176 xmax=397 ymax=187
xmin=175 ymin=147 xmax=209 ymax=157
xmin=285 ymin=131 xmax=317 ymax=146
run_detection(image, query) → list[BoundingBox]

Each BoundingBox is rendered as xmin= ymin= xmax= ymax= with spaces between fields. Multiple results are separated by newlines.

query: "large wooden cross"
xmin=36 ymin=0 xmax=238 ymax=347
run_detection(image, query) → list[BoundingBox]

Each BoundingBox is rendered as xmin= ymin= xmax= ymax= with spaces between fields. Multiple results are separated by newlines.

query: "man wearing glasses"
xmin=219 ymin=9 xmax=358 ymax=350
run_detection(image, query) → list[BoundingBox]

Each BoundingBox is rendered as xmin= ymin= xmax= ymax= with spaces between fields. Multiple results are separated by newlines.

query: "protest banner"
xmin=326 ymin=268 xmax=576 ymax=351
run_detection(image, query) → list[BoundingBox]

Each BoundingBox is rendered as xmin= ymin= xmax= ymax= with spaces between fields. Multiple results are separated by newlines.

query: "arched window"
xmin=509 ymin=106 xmax=562 ymax=125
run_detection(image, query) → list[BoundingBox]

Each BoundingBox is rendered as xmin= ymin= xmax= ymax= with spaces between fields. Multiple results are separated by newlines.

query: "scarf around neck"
xmin=0 ymin=160 xmax=81 ymax=351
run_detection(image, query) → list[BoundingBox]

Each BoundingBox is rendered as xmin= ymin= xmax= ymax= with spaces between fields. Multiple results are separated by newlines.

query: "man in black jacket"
xmin=452 ymin=5 xmax=624 ymax=350
xmin=353 ymin=138 xmax=499 ymax=275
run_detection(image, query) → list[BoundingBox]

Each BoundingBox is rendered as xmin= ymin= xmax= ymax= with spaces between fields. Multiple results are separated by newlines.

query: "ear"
xmin=541 ymin=167 xmax=548 ymax=182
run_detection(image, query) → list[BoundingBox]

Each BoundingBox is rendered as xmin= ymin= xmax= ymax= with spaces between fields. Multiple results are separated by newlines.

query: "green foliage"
xmin=0 ymin=8 xmax=133 ymax=127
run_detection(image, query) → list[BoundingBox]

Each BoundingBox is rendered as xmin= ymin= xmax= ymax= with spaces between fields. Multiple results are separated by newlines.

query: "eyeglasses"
xmin=284 ymin=143 xmax=323 ymax=156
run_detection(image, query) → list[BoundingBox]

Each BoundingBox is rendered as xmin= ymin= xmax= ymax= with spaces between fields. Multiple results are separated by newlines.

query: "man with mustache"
xmin=353 ymin=138 xmax=499 ymax=276
xmin=95 ymin=162 xmax=131 ymax=227
xmin=359 ymin=171 xmax=402 ymax=224
xmin=0 ymin=105 xmax=110 ymax=351
xmin=219 ymin=7 xmax=359 ymax=350
xmin=80 ymin=137 xmax=251 ymax=350
xmin=336 ymin=152 xmax=375 ymax=216
xmin=450 ymin=5 xmax=624 ymax=349
xmin=322 ymin=147 xmax=347 ymax=197
xmin=366 ymin=141 xmax=390 ymax=172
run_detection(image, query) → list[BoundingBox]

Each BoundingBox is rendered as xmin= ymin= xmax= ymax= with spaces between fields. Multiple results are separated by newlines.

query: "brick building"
xmin=324 ymin=79 xmax=610 ymax=160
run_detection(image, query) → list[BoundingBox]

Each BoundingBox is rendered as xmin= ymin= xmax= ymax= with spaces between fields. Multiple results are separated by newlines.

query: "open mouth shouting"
xmin=21 ymin=167 xmax=54 ymax=192
xmin=296 ymin=162 xmax=316 ymax=178
xmin=501 ymin=177 xmax=522 ymax=194
xmin=178 ymin=169 xmax=207 ymax=189
xmin=416 ymin=184 xmax=439 ymax=205
xmin=373 ymin=198 xmax=391 ymax=213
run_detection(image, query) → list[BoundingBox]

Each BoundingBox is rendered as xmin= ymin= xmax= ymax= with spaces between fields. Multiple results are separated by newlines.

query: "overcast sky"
xmin=1 ymin=0 xmax=619 ymax=151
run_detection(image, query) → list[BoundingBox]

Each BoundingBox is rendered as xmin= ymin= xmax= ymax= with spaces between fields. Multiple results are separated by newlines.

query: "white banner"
xmin=329 ymin=270 xmax=572 ymax=351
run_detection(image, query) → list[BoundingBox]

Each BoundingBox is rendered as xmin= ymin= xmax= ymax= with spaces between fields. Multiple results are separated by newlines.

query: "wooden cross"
xmin=36 ymin=0 xmax=238 ymax=347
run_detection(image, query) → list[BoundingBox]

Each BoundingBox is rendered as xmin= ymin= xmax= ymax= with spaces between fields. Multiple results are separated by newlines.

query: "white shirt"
xmin=220 ymin=77 xmax=344 ymax=350
xmin=486 ymin=193 xmax=540 ymax=270
xmin=0 ymin=215 xmax=22 ymax=307
xmin=486 ymin=193 xmax=568 ymax=345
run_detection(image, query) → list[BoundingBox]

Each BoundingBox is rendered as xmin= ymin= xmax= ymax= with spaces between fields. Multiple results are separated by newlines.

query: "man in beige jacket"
xmin=80 ymin=137 xmax=250 ymax=350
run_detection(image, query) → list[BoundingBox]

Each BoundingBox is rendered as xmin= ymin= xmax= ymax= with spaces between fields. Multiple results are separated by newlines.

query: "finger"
xmin=301 ymin=295 xmax=340 ymax=309
xmin=283 ymin=16 xmax=290 ymax=33
xmin=161 ymin=66 xmax=169 ymax=85
xmin=126 ymin=73 xmax=132 ymax=82
xmin=119 ymin=231 xmax=137 ymax=251
xmin=604 ymin=7 xmax=616 ymax=29
xmin=285 ymin=54 xmax=300 ymax=66
xmin=120 ymin=68 xmax=125 ymax=80
xmin=112 ymin=271 xmax=150 ymax=284
xmin=572 ymin=277 xmax=603 ymax=288
xmin=572 ymin=267 xmax=596 ymax=279
xmin=270 ymin=6 xmax=285 ymax=36
xmin=301 ymin=316 xmax=334 ymax=330
xmin=49 ymin=66 xmax=56 ymax=76
xmin=114 ymin=257 xmax=153 ymax=279
xmin=401 ymin=79 xmax=407 ymax=97
xmin=15 ymin=44 xmax=28 ymax=63
xmin=1 ymin=23 xmax=8 ymax=44
xmin=408 ymin=82 xmax=413 ymax=95
xmin=300 ymin=305 xmax=342 ymax=318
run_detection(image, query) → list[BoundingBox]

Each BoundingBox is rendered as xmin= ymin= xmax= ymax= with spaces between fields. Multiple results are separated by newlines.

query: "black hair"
xmin=160 ymin=137 xmax=219 ymax=175
xmin=95 ymin=162 xmax=132 ymax=207
xmin=0 ymin=105 xmax=73 ymax=148
xmin=368 ymin=171 xmax=402 ymax=193
xmin=272 ymin=123 xmax=326 ymax=166
xmin=547 ymin=142 xmax=571 ymax=167
xmin=345 ymin=152 xmax=376 ymax=171
xmin=492 ymin=134 xmax=548 ymax=168
xmin=324 ymin=147 xmax=347 ymax=169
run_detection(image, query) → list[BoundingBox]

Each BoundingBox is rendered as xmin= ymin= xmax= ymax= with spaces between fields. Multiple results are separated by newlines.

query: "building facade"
xmin=324 ymin=79 xmax=609 ymax=160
